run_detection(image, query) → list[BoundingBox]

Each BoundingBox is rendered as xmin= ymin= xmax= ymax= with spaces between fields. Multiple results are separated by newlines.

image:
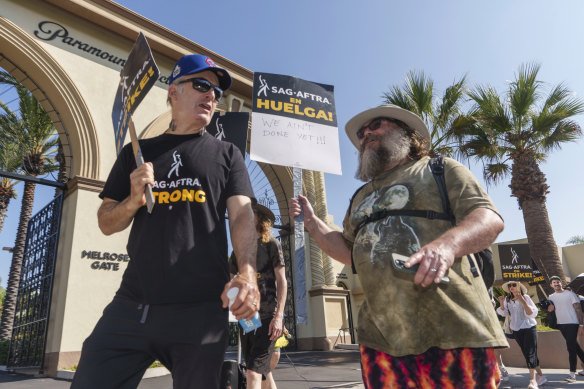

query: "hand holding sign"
xmin=250 ymin=73 xmax=341 ymax=325
xmin=111 ymin=32 xmax=160 ymax=213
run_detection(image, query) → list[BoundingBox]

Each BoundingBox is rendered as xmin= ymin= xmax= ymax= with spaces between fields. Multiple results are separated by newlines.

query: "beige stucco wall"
xmin=57 ymin=189 xmax=130 ymax=352
xmin=2 ymin=0 xmax=173 ymax=179
xmin=562 ymin=243 xmax=584 ymax=279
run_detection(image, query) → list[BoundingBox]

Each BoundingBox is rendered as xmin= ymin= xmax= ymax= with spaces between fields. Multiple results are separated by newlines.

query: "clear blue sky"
xmin=2 ymin=0 xmax=584 ymax=288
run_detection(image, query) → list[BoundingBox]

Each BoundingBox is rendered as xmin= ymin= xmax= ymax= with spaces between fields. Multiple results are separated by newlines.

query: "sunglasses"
xmin=508 ymin=283 xmax=517 ymax=287
xmin=356 ymin=117 xmax=399 ymax=140
xmin=177 ymin=78 xmax=223 ymax=102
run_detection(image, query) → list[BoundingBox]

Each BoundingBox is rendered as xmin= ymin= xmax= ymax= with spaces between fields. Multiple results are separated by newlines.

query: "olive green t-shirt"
xmin=342 ymin=156 xmax=508 ymax=356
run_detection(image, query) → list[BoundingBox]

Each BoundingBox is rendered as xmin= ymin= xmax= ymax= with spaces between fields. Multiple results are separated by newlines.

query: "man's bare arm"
xmin=270 ymin=265 xmax=287 ymax=340
xmin=406 ymin=207 xmax=504 ymax=287
xmin=97 ymin=162 xmax=154 ymax=235
xmin=289 ymin=194 xmax=351 ymax=266
xmin=221 ymin=195 xmax=260 ymax=320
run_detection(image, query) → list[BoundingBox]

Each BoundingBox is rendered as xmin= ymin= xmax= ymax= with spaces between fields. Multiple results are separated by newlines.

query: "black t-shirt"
xmin=100 ymin=132 xmax=254 ymax=304
xmin=230 ymin=237 xmax=285 ymax=320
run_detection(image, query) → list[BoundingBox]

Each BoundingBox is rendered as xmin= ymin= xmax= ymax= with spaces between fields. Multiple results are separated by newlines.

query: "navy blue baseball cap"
xmin=168 ymin=54 xmax=232 ymax=91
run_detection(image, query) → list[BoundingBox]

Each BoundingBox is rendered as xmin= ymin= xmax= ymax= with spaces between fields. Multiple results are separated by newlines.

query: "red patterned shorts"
xmin=360 ymin=345 xmax=500 ymax=389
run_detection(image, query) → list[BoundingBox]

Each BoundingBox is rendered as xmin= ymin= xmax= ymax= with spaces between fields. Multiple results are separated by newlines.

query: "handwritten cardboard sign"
xmin=250 ymin=73 xmax=342 ymax=175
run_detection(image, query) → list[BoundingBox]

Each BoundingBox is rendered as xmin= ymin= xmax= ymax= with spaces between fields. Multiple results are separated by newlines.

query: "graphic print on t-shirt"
xmin=353 ymin=184 xmax=420 ymax=266
xmin=167 ymin=150 xmax=183 ymax=178
xmin=152 ymin=149 xmax=206 ymax=209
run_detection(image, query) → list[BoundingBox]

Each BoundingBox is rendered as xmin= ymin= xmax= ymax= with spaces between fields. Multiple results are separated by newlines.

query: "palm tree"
xmin=0 ymin=73 xmax=59 ymax=340
xmin=0 ymin=142 xmax=20 ymax=233
xmin=382 ymin=70 xmax=467 ymax=157
xmin=453 ymin=63 xmax=584 ymax=284
xmin=566 ymin=235 xmax=584 ymax=245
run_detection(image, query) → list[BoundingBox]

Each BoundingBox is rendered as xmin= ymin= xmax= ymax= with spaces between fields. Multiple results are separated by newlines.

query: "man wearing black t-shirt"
xmin=72 ymin=54 xmax=260 ymax=389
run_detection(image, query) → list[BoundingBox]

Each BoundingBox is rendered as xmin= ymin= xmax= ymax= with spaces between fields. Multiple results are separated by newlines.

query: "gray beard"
xmin=356 ymin=128 xmax=411 ymax=181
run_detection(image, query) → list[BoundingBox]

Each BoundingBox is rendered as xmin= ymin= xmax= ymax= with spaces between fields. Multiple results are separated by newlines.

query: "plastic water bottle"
xmin=227 ymin=287 xmax=262 ymax=333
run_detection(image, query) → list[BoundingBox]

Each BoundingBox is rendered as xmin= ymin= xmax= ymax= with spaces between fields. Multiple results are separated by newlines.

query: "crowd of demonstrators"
xmin=289 ymin=104 xmax=507 ymax=388
xmin=73 ymin=54 xmax=260 ymax=389
xmin=231 ymin=204 xmax=287 ymax=389
xmin=548 ymin=275 xmax=584 ymax=382
xmin=82 ymin=54 xmax=548 ymax=389
xmin=497 ymin=281 xmax=546 ymax=388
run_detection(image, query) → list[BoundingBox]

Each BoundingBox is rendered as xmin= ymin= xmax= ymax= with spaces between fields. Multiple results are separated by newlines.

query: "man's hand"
xmin=288 ymin=194 xmax=316 ymax=229
xmin=129 ymin=162 xmax=154 ymax=208
xmin=548 ymin=304 xmax=555 ymax=312
xmin=405 ymin=242 xmax=456 ymax=287
xmin=269 ymin=315 xmax=284 ymax=340
xmin=221 ymin=274 xmax=260 ymax=321
xmin=97 ymin=162 xmax=155 ymax=236
xmin=405 ymin=207 xmax=503 ymax=288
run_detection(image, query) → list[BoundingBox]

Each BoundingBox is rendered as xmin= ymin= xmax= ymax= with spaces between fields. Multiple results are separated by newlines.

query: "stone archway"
xmin=0 ymin=15 xmax=99 ymax=179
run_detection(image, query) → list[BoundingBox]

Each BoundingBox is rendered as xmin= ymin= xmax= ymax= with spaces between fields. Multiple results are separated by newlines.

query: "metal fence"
xmin=7 ymin=193 xmax=63 ymax=369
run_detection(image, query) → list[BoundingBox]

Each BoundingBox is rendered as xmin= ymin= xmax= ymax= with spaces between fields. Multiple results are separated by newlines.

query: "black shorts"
xmin=240 ymin=317 xmax=277 ymax=376
xmin=71 ymin=297 xmax=228 ymax=389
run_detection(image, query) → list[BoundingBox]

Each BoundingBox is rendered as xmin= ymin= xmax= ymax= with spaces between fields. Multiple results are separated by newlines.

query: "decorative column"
xmin=303 ymin=170 xmax=325 ymax=288
xmin=314 ymin=170 xmax=336 ymax=286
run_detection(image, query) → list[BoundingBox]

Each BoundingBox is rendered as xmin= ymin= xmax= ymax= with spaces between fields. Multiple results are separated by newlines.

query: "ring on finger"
xmin=429 ymin=268 xmax=438 ymax=272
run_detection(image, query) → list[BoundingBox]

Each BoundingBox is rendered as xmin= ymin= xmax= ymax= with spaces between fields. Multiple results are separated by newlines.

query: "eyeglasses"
xmin=508 ymin=283 xmax=517 ymax=287
xmin=177 ymin=78 xmax=223 ymax=102
xmin=356 ymin=117 xmax=398 ymax=140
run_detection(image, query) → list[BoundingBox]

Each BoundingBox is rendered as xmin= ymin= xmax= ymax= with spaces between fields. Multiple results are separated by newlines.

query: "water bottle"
xmin=227 ymin=287 xmax=262 ymax=333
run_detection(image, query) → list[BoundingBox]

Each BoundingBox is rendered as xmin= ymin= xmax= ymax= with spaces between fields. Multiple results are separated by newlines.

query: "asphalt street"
xmin=1 ymin=349 xmax=584 ymax=388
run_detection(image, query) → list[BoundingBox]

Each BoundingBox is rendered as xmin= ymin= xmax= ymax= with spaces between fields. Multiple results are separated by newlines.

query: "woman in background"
xmin=497 ymin=281 xmax=546 ymax=389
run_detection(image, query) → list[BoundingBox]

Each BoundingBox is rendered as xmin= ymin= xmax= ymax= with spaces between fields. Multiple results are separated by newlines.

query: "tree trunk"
xmin=0 ymin=181 xmax=36 ymax=340
xmin=509 ymin=151 xmax=561 ymax=294
xmin=521 ymin=198 xmax=564 ymax=294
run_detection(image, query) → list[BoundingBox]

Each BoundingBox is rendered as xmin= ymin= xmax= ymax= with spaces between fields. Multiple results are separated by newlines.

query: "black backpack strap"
xmin=348 ymin=183 xmax=369 ymax=275
xmin=354 ymin=209 xmax=451 ymax=237
xmin=429 ymin=156 xmax=455 ymax=227
xmin=429 ymin=156 xmax=479 ymax=278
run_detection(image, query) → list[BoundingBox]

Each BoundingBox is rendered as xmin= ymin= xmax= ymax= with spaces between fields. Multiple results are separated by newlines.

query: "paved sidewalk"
xmin=1 ymin=349 xmax=584 ymax=388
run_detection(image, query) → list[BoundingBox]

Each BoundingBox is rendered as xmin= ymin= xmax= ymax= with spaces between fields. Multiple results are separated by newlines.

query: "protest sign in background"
xmin=111 ymin=32 xmax=160 ymax=154
xmin=205 ymin=112 xmax=249 ymax=158
xmin=498 ymin=243 xmax=534 ymax=281
xmin=528 ymin=259 xmax=545 ymax=285
xmin=250 ymin=72 xmax=342 ymax=175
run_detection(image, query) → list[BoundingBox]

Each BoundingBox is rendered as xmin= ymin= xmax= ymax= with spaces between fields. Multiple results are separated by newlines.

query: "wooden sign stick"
xmin=129 ymin=119 xmax=154 ymax=213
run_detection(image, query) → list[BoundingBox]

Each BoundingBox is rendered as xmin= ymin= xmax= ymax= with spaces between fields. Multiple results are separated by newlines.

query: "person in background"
xmin=289 ymin=104 xmax=507 ymax=388
xmin=266 ymin=327 xmax=291 ymax=388
xmin=548 ymin=275 xmax=584 ymax=382
xmin=497 ymin=281 xmax=546 ymax=388
xmin=490 ymin=289 xmax=509 ymax=382
xmin=72 ymin=54 xmax=259 ymax=389
xmin=231 ymin=204 xmax=287 ymax=389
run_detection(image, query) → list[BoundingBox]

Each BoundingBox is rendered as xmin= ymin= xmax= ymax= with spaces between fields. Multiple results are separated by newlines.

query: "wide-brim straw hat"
xmin=502 ymin=281 xmax=528 ymax=294
xmin=345 ymin=104 xmax=431 ymax=149
xmin=253 ymin=203 xmax=275 ymax=224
